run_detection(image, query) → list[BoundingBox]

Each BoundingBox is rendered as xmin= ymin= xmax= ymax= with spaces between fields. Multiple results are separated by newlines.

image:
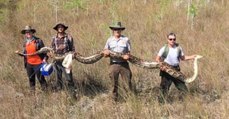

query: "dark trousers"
xmin=159 ymin=66 xmax=188 ymax=99
xmin=26 ymin=63 xmax=47 ymax=91
xmin=109 ymin=62 xmax=132 ymax=101
xmin=53 ymin=61 xmax=75 ymax=93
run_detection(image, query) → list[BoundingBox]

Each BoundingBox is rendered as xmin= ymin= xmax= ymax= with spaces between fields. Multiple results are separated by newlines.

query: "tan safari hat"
xmin=109 ymin=21 xmax=125 ymax=30
xmin=21 ymin=26 xmax=36 ymax=34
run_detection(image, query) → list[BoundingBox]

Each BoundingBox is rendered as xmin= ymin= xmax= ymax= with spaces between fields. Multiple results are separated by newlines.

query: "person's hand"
xmin=160 ymin=65 xmax=167 ymax=71
xmin=57 ymin=44 xmax=65 ymax=50
xmin=187 ymin=55 xmax=197 ymax=60
xmin=47 ymin=52 xmax=51 ymax=57
xmin=47 ymin=52 xmax=54 ymax=58
xmin=42 ymin=59 xmax=47 ymax=63
xmin=122 ymin=54 xmax=130 ymax=60
xmin=158 ymin=62 xmax=166 ymax=71
xmin=15 ymin=50 xmax=20 ymax=54
xmin=192 ymin=55 xmax=197 ymax=59
xmin=103 ymin=49 xmax=110 ymax=57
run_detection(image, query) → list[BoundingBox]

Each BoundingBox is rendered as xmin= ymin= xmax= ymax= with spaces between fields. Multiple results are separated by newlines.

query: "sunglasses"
xmin=25 ymin=31 xmax=32 ymax=34
xmin=169 ymin=38 xmax=176 ymax=41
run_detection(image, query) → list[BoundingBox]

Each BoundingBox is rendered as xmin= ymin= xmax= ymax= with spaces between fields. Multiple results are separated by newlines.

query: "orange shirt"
xmin=25 ymin=40 xmax=42 ymax=65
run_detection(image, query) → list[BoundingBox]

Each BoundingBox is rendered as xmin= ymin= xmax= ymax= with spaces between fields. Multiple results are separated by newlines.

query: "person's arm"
xmin=155 ymin=47 xmax=167 ymax=71
xmin=122 ymin=38 xmax=131 ymax=60
xmin=51 ymin=37 xmax=56 ymax=52
xmin=38 ymin=39 xmax=48 ymax=62
xmin=69 ymin=35 xmax=75 ymax=53
xmin=155 ymin=46 xmax=165 ymax=62
xmin=15 ymin=41 xmax=26 ymax=57
xmin=156 ymin=55 xmax=167 ymax=71
xmin=103 ymin=39 xmax=110 ymax=57
xmin=155 ymin=55 xmax=162 ymax=62
xmin=179 ymin=47 xmax=196 ymax=61
xmin=180 ymin=55 xmax=196 ymax=61
xmin=39 ymin=39 xmax=45 ymax=48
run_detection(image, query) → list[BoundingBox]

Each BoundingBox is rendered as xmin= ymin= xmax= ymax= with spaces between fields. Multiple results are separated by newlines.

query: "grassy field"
xmin=0 ymin=0 xmax=228 ymax=118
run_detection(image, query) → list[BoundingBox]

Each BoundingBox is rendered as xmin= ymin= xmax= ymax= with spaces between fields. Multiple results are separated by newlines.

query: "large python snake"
xmin=17 ymin=47 xmax=203 ymax=83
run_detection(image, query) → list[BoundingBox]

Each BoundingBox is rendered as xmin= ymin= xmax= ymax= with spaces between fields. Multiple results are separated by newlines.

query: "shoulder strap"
xmin=64 ymin=34 xmax=71 ymax=51
xmin=23 ymin=39 xmax=27 ymax=48
xmin=66 ymin=34 xmax=74 ymax=51
xmin=161 ymin=44 xmax=169 ymax=59
xmin=33 ymin=36 xmax=42 ymax=50
xmin=34 ymin=37 xmax=46 ymax=59
xmin=176 ymin=44 xmax=182 ymax=59
xmin=161 ymin=43 xmax=181 ymax=60
xmin=53 ymin=36 xmax=58 ymax=50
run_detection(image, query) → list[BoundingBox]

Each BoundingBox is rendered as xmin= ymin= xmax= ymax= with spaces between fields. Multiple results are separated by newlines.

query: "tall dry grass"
xmin=0 ymin=0 xmax=228 ymax=118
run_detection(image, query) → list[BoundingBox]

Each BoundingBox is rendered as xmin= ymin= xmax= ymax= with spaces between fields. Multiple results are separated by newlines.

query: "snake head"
xmin=195 ymin=55 xmax=203 ymax=59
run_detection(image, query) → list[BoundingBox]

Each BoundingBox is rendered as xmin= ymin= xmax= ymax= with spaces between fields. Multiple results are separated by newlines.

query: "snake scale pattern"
xmin=18 ymin=47 xmax=202 ymax=83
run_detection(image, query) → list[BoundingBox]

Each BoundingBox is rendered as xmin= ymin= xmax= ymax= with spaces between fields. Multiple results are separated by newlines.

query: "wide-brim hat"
xmin=53 ymin=23 xmax=68 ymax=31
xmin=109 ymin=21 xmax=125 ymax=30
xmin=21 ymin=25 xmax=36 ymax=34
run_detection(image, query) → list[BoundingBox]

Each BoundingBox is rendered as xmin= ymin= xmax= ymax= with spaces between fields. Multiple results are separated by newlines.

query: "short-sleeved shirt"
xmin=157 ymin=45 xmax=184 ymax=66
xmin=104 ymin=35 xmax=131 ymax=62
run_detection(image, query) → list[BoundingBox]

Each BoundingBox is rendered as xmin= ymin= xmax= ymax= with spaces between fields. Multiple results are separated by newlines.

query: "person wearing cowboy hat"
xmin=15 ymin=25 xmax=47 ymax=92
xmin=51 ymin=23 xmax=77 ymax=98
xmin=103 ymin=21 xmax=133 ymax=102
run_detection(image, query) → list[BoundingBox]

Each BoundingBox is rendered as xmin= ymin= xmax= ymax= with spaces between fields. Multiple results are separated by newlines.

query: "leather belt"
xmin=110 ymin=62 xmax=128 ymax=65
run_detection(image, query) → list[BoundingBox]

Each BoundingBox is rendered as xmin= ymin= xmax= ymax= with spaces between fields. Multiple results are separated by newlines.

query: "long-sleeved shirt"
xmin=51 ymin=33 xmax=75 ymax=55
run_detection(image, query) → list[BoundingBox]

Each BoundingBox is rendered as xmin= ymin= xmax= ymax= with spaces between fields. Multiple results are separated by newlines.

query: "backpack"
xmin=161 ymin=43 xmax=182 ymax=61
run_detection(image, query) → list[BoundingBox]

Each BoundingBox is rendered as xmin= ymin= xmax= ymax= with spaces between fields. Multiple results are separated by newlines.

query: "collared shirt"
xmin=158 ymin=45 xmax=184 ymax=66
xmin=51 ymin=33 xmax=75 ymax=55
xmin=104 ymin=35 xmax=131 ymax=62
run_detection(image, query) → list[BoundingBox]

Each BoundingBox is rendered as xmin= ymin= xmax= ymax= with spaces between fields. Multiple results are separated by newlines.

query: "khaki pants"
xmin=109 ymin=62 xmax=132 ymax=101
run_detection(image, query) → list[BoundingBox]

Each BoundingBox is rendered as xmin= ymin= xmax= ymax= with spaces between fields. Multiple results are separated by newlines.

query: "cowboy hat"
xmin=109 ymin=21 xmax=125 ymax=30
xmin=21 ymin=26 xmax=36 ymax=34
xmin=53 ymin=23 xmax=68 ymax=31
